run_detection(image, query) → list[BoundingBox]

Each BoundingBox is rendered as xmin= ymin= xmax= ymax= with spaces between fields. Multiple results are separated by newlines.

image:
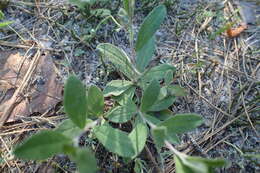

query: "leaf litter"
xmin=0 ymin=50 xmax=62 ymax=124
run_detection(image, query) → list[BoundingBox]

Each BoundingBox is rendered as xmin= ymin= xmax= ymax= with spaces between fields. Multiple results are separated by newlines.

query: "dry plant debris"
xmin=226 ymin=23 xmax=248 ymax=38
xmin=0 ymin=50 xmax=62 ymax=125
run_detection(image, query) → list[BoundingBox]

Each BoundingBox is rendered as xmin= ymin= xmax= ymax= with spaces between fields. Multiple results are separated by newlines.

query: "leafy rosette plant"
xmin=13 ymin=2 xmax=227 ymax=173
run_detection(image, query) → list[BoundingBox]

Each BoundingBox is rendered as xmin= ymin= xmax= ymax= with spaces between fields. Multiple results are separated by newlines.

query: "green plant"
xmin=0 ymin=10 xmax=12 ymax=28
xmin=13 ymin=2 xmax=228 ymax=173
xmin=68 ymin=0 xmax=122 ymax=42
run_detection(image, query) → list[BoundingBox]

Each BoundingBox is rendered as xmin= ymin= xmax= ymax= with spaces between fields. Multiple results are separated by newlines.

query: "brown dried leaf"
xmin=0 ymin=51 xmax=62 ymax=123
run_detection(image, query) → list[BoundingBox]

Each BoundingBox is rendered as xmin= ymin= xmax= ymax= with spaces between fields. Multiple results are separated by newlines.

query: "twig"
xmin=0 ymin=41 xmax=61 ymax=52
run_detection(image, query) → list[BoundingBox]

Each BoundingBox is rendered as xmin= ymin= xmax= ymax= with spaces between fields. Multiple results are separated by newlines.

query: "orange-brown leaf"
xmin=226 ymin=24 xmax=247 ymax=38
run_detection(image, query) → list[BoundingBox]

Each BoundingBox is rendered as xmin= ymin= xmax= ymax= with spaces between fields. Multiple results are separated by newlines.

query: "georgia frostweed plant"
xmin=13 ymin=1 xmax=228 ymax=172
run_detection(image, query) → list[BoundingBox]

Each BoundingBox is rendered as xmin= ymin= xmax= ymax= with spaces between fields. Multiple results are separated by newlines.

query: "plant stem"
xmin=138 ymin=111 xmax=186 ymax=158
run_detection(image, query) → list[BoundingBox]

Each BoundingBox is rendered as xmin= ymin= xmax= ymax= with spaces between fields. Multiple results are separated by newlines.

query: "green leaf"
xmin=136 ymin=37 xmax=155 ymax=72
xmin=135 ymin=5 xmax=166 ymax=51
xmin=142 ymin=64 xmax=176 ymax=82
xmin=158 ymin=114 xmax=203 ymax=134
xmin=151 ymin=126 xmax=167 ymax=149
xmin=70 ymin=148 xmax=97 ymax=173
xmin=118 ymin=7 xmax=129 ymax=25
xmin=174 ymin=154 xmax=227 ymax=173
xmin=129 ymin=123 xmax=148 ymax=158
xmin=144 ymin=113 xmax=161 ymax=125
xmin=174 ymin=155 xmax=194 ymax=173
xmin=167 ymin=133 xmax=180 ymax=144
xmin=97 ymin=43 xmax=137 ymax=79
xmin=62 ymin=144 xmax=77 ymax=155
xmin=93 ymin=124 xmax=135 ymax=157
xmin=123 ymin=0 xmax=135 ymax=18
xmin=140 ymin=79 xmax=160 ymax=112
xmin=91 ymin=8 xmax=111 ymax=18
xmin=158 ymin=86 xmax=168 ymax=100
xmin=14 ymin=131 xmax=70 ymax=160
xmin=106 ymin=103 xmax=137 ymax=123
xmin=87 ymin=85 xmax=104 ymax=117
xmin=187 ymin=156 xmax=227 ymax=169
xmin=69 ymin=0 xmax=88 ymax=9
xmin=167 ymin=85 xmax=187 ymax=97
xmin=0 ymin=10 xmax=4 ymax=19
xmin=153 ymin=109 xmax=173 ymax=121
xmin=55 ymin=119 xmax=92 ymax=139
xmin=64 ymin=75 xmax=87 ymax=129
xmin=0 ymin=21 xmax=13 ymax=28
xmin=103 ymin=80 xmax=133 ymax=97
xmin=112 ymin=86 xmax=136 ymax=105
xmin=134 ymin=158 xmax=145 ymax=173
xmin=55 ymin=119 xmax=82 ymax=139
xmin=149 ymin=96 xmax=176 ymax=111
xmin=164 ymin=70 xmax=173 ymax=85
xmin=244 ymin=153 xmax=260 ymax=159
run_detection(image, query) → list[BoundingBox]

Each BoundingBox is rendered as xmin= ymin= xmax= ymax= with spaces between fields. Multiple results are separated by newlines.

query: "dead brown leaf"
xmin=0 ymin=51 xmax=62 ymax=124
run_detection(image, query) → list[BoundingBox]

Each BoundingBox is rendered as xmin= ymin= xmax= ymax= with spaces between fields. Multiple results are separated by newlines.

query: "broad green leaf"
xmin=118 ymin=7 xmax=129 ymax=23
xmin=187 ymin=156 xmax=227 ymax=169
xmin=136 ymin=37 xmax=155 ymax=72
xmin=97 ymin=43 xmax=137 ymax=79
xmin=175 ymin=154 xmax=227 ymax=173
xmin=164 ymin=70 xmax=173 ymax=85
xmin=64 ymin=75 xmax=87 ymax=129
xmin=151 ymin=126 xmax=167 ymax=149
xmin=129 ymin=123 xmax=148 ymax=157
xmin=112 ymin=86 xmax=136 ymax=105
xmin=14 ymin=131 xmax=70 ymax=160
xmin=87 ymin=85 xmax=104 ymax=116
xmin=167 ymin=133 xmax=180 ymax=144
xmin=106 ymin=103 xmax=137 ymax=123
xmin=123 ymin=0 xmax=135 ymax=18
xmin=56 ymin=119 xmax=92 ymax=139
xmin=144 ymin=113 xmax=161 ymax=125
xmin=135 ymin=5 xmax=166 ymax=51
xmin=158 ymin=114 xmax=203 ymax=134
xmin=149 ymin=96 xmax=176 ymax=111
xmin=70 ymin=148 xmax=97 ymax=173
xmin=0 ymin=21 xmax=13 ymax=28
xmin=174 ymin=155 xmax=194 ymax=173
xmin=103 ymin=80 xmax=133 ymax=97
xmin=140 ymin=79 xmax=160 ymax=112
xmin=153 ymin=109 xmax=173 ymax=121
xmin=55 ymin=119 xmax=82 ymax=139
xmin=62 ymin=144 xmax=77 ymax=155
xmin=158 ymin=86 xmax=168 ymax=100
xmin=93 ymin=124 xmax=135 ymax=157
xmin=168 ymin=85 xmax=187 ymax=97
xmin=142 ymin=64 xmax=176 ymax=82
xmin=91 ymin=8 xmax=111 ymax=18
